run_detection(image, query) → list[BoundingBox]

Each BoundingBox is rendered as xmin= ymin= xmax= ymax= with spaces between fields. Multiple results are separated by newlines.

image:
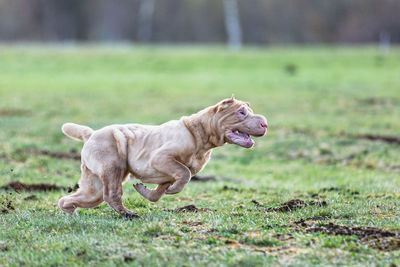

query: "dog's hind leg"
xmin=133 ymin=182 xmax=172 ymax=202
xmin=102 ymin=166 xmax=140 ymax=218
xmin=58 ymin=164 xmax=103 ymax=214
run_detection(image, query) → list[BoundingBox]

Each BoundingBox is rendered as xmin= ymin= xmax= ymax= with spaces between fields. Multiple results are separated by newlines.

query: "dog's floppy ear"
xmin=215 ymin=95 xmax=236 ymax=112
xmin=222 ymin=94 xmax=236 ymax=105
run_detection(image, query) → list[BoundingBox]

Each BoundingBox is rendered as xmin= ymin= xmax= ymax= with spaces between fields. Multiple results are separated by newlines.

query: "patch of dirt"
xmin=23 ymin=195 xmax=38 ymax=201
xmin=222 ymin=185 xmax=240 ymax=192
xmin=123 ymin=254 xmax=135 ymax=262
xmin=1 ymin=181 xmax=62 ymax=192
xmin=174 ymin=204 xmax=214 ymax=213
xmin=0 ymin=243 xmax=9 ymax=252
xmin=360 ymin=97 xmax=397 ymax=106
xmin=362 ymin=193 xmax=400 ymax=199
xmin=0 ymin=108 xmax=31 ymax=117
xmin=290 ymin=216 xmax=400 ymax=251
xmin=191 ymin=175 xmax=216 ymax=182
xmin=1 ymin=181 xmax=78 ymax=193
xmin=319 ymin=187 xmax=360 ymax=195
xmin=308 ymin=200 xmax=328 ymax=206
xmin=273 ymin=233 xmax=295 ymax=242
xmin=180 ymin=221 xmax=205 ymax=232
xmin=221 ymin=237 xmax=299 ymax=255
xmin=355 ymin=134 xmax=400 ymax=145
xmin=0 ymin=195 xmax=15 ymax=214
xmin=268 ymin=199 xmax=306 ymax=212
xmin=390 ymin=165 xmax=400 ymax=173
xmin=16 ymin=149 xmax=81 ymax=161
xmin=251 ymin=199 xmax=263 ymax=207
xmin=294 ymin=215 xmax=332 ymax=226
xmin=182 ymin=221 xmax=203 ymax=226
xmin=320 ymin=187 xmax=341 ymax=192
xmin=303 ymin=222 xmax=400 ymax=251
xmin=76 ymin=249 xmax=86 ymax=257
xmin=67 ymin=183 xmax=79 ymax=193
xmin=190 ymin=234 xmax=303 ymax=256
xmin=309 ymin=193 xmax=321 ymax=198
xmin=266 ymin=199 xmax=327 ymax=212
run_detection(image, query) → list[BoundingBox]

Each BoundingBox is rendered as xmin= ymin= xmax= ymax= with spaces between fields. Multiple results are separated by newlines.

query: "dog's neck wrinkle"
xmin=203 ymin=108 xmax=226 ymax=148
xmin=209 ymin=116 xmax=225 ymax=147
xmin=182 ymin=111 xmax=224 ymax=152
xmin=182 ymin=115 xmax=214 ymax=152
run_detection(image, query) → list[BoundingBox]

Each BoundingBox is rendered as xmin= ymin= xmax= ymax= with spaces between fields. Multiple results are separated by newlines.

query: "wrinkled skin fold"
xmin=58 ymin=96 xmax=268 ymax=217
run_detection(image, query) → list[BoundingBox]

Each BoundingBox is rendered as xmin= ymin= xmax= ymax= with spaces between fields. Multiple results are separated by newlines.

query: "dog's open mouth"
xmin=226 ymin=130 xmax=255 ymax=148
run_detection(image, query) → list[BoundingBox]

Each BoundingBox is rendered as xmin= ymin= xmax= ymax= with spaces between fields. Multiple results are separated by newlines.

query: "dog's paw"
xmin=58 ymin=197 xmax=77 ymax=215
xmin=133 ymin=183 xmax=147 ymax=193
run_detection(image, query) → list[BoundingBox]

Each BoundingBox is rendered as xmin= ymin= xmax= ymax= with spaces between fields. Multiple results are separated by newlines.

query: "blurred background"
xmin=0 ymin=0 xmax=399 ymax=47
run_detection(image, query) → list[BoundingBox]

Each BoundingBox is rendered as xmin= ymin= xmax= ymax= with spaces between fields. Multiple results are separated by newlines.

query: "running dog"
xmin=58 ymin=96 xmax=268 ymax=217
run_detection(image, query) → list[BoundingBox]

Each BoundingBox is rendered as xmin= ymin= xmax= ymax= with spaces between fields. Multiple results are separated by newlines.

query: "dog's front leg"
xmin=133 ymin=182 xmax=172 ymax=202
xmin=152 ymin=155 xmax=191 ymax=195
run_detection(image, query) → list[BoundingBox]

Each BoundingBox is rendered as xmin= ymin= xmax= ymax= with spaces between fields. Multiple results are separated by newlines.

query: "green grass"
xmin=1 ymin=45 xmax=400 ymax=266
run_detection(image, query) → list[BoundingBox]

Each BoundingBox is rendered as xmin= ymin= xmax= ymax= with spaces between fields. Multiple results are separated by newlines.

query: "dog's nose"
xmin=261 ymin=122 xmax=268 ymax=129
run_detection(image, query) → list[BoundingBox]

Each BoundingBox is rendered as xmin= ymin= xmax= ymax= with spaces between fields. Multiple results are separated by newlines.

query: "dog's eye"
xmin=239 ymin=110 xmax=246 ymax=116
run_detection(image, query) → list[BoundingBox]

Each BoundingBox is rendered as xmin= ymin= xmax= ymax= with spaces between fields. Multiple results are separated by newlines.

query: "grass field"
xmin=0 ymin=45 xmax=399 ymax=266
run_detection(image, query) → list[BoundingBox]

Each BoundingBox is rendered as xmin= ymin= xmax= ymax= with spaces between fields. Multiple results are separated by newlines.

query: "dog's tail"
xmin=62 ymin=123 xmax=94 ymax=142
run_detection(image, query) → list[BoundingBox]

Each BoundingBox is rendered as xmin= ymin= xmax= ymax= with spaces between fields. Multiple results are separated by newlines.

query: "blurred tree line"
xmin=0 ymin=0 xmax=399 ymax=44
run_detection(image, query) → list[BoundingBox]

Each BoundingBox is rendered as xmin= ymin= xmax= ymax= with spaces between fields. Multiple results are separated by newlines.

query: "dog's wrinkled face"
xmin=215 ymin=96 xmax=268 ymax=148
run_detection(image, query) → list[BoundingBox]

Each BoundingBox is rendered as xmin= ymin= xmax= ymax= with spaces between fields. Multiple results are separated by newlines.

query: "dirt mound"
xmin=319 ymin=187 xmax=359 ymax=195
xmin=1 ymin=196 xmax=15 ymax=214
xmin=360 ymin=97 xmax=397 ymax=106
xmin=191 ymin=175 xmax=216 ymax=182
xmin=266 ymin=199 xmax=327 ymax=212
xmin=1 ymin=181 xmax=62 ymax=192
xmin=251 ymin=199 xmax=263 ymax=207
xmin=294 ymin=215 xmax=332 ymax=225
xmin=304 ymin=222 xmax=400 ymax=251
xmin=222 ymin=185 xmax=240 ymax=192
xmin=23 ymin=195 xmax=38 ymax=201
xmin=17 ymin=149 xmax=80 ymax=161
xmin=320 ymin=187 xmax=341 ymax=192
xmin=355 ymin=134 xmax=400 ymax=145
xmin=1 ymin=181 xmax=78 ymax=193
xmin=306 ymin=222 xmax=398 ymax=238
xmin=290 ymin=216 xmax=400 ymax=251
xmin=0 ymin=108 xmax=30 ymax=117
xmin=174 ymin=204 xmax=213 ymax=213
xmin=67 ymin=184 xmax=79 ymax=193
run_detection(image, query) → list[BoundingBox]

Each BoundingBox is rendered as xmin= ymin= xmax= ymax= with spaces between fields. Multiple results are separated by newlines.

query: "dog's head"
xmin=213 ymin=96 xmax=268 ymax=148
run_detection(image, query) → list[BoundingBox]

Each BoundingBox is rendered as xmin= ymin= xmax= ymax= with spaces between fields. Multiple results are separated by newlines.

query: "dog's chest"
xmin=184 ymin=150 xmax=212 ymax=176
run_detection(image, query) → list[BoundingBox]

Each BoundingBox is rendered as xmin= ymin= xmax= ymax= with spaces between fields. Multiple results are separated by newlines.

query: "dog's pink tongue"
xmin=227 ymin=131 xmax=255 ymax=148
xmin=237 ymin=137 xmax=254 ymax=148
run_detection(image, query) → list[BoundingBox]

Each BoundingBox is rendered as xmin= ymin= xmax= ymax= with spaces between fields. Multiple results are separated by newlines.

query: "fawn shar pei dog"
xmin=59 ymin=96 xmax=268 ymax=217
